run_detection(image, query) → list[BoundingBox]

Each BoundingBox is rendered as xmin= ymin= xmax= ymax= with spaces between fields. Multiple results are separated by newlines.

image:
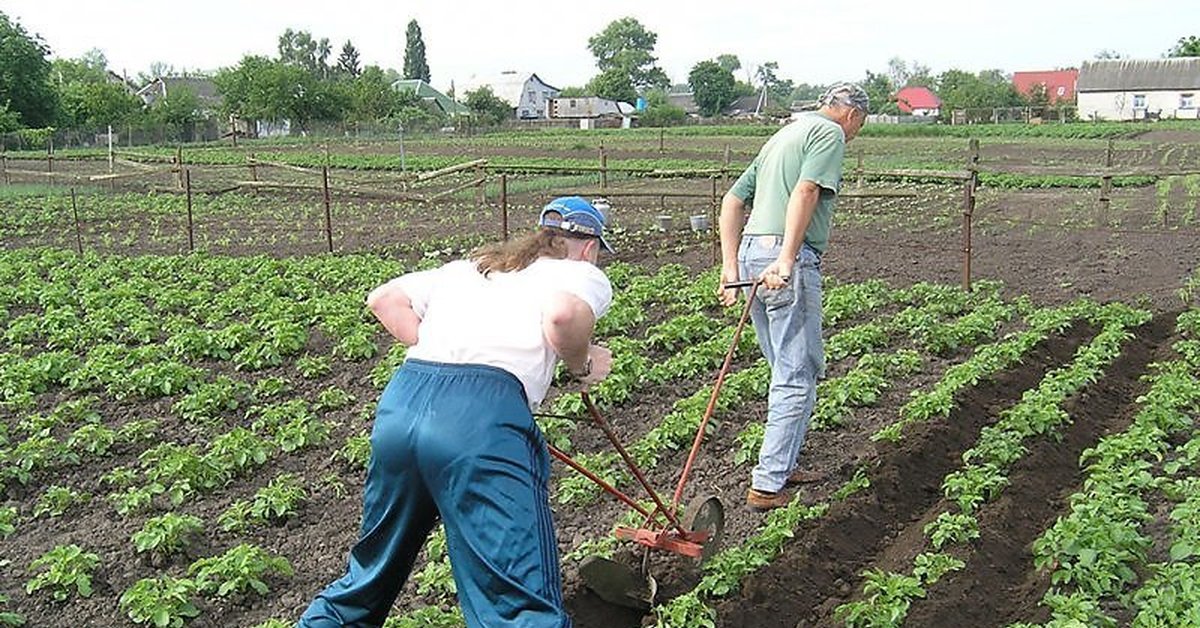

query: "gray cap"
xmin=819 ymin=83 xmax=870 ymax=113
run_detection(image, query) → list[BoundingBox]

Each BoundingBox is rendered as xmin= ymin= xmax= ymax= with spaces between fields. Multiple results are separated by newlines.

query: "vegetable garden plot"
xmin=0 ymin=243 xmax=1189 ymax=628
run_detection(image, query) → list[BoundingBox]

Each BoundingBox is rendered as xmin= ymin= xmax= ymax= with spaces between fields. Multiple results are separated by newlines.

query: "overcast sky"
xmin=4 ymin=1 xmax=1198 ymax=91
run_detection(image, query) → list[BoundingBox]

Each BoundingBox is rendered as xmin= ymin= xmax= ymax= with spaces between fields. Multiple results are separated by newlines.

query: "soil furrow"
xmin=707 ymin=324 xmax=1094 ymax=628
xmin=900 ymin=313 xmax=1175 ymax=628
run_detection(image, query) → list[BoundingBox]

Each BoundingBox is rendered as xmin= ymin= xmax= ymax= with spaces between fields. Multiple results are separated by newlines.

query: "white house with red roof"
xmin=894 ymin=86 xmax=941 ymax=117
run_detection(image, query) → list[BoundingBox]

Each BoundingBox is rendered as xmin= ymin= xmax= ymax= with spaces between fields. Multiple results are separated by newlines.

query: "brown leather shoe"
xmin=746 ymin=488 xmax=792 ymax=511
xmin=786 ymin=468 xmax=827 ymax=485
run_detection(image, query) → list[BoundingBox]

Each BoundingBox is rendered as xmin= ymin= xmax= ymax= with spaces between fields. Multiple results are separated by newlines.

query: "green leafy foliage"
xmin=119 ymin=576 xmax=200 ymax=627
xmin=132 ymin=513 xmax=205 ymax=557
xmin=188 ymin=544 xmax=293 ymax=598
xmin=25 ymin=544 xmax=100 ymax=601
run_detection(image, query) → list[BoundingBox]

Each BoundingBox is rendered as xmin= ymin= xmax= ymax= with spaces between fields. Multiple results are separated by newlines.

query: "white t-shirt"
xmin=388 ymin=257 xmax=612 ymax=409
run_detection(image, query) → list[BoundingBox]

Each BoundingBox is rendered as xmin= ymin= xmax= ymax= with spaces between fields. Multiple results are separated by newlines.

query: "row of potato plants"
xmin=375 ymin=277 xmax=906 ymax=626
xmin=1 ymin=254 xmax=715 ymax=626
xmin=650 ymin=298 xmax=1124 ymax=626
xmin=1010 ymin=308 xmax=1200 ymax=627
xmin=833 ymin=301 xmax=1149 ymax=627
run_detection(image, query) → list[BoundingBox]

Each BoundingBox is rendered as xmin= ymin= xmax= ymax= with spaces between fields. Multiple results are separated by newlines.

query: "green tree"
xmin=278 ymin=28 xmax=330 ymax=77
xmin=336 ymin=40 xmax=361 ymax=78
xmin=214 ymin=55 xmax=344 ymax=131
xmin=586 ymin=68 xmax=637 ymax=104
xmin=1168 ymin=35 xmax=1200 ymax=57
xmin=463 ymin=86 xmax=511 ymax=125
xmin=346 ymin=65 xmax=413 ymax=122
xmin=688 ymin=60 xmax=737 ymax=117
xmin=404 ymin=20 xmax=431 ymax=82
xmin=716 ymin=54 xmax=741 ymax=74
xmin=1024 ymin=82 xmax=1050 ymax=108
xmin=51 ymin=51 xmax=143 ymax=128
xmin=0 ymin=11 xmax=58 ymax=128
xmin=862 ymin=70 xmax=896 ymax=114
xmin=637 ymin=90 xmax=686 ymax=127
xmin=935 ymin=68 xmax=1022 ymax=120
xmin=558 ymin=86 xmax=588 ymax=97
xmin=587 ymin=17 xmax=669 ymax=91
xmin=150 ymin=87 xmax=200 ymax=141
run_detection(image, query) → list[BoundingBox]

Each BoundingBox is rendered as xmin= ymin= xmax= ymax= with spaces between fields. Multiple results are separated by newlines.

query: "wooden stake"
xmin=722 ymin=144 xmax=731 ymax=191
xmin=249 ymin=153 xmax=258 ymax=181
xmin=599 ymin=143 xmax=608 ymax=190
xmin=710 ymin=176 xmax=719 ymax=265
xmin=185 ymin=169 xmax=195 ymax=252
xmin=962 ymin=139 xmax=979 ymax=291
xmin=323 ymin=165 xmax=333 ymax=253
xmin=71 ymin=187 xmax=83 ymax=256
xmin=500 ymin=174 xmax=509 ymax=241
xmin=854 ymin=152 xmax=865 ymax=213
xmin=175 ymin=145 xmax=184 ymax=190
xmin=659 ymin=128 xmax=665 ymax=154
xmin=1100 ymin=138 xmax=1114 ymax=216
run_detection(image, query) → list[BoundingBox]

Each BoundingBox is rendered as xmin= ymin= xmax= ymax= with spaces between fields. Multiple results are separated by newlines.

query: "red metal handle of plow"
xmin=580 ymin=391 xmax=688 ymax=536
xmin=671 ymin=281 xmax=760 ymax=509
xmin=546 ymin=443 xmax=654 ymax=521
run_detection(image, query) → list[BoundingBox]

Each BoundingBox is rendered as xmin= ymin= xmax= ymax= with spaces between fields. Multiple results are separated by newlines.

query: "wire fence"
xmin=1 ymin=137 xmax=1198 ymax=292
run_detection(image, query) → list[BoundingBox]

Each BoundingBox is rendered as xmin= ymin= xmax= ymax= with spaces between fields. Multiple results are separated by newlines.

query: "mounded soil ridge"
xmin=901 ymin=313 xmax=1176 ymax=628
xmin=710 ymin=323 xmax=1095 ymax=628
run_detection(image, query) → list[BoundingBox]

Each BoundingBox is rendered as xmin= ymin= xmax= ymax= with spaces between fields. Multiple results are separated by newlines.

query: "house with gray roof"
xmin=1077 ymin=58 xmax=1200 ymax=121
xmin=457 ymin=71 xmax=559 ymax=119
xmin=137 ymin=76 xmax=222 ymax=115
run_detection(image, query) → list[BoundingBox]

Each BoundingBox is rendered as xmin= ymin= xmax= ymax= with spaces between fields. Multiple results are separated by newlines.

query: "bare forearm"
xmin=543 ymin=295 xmax=596 ymax=373
xmin=366 ymin=284 xmax=421 ymax=345
xmin=781 ymin=184 xmax=820 ymax=263
xmin=719 ymin=192 xmax=747 ymax=271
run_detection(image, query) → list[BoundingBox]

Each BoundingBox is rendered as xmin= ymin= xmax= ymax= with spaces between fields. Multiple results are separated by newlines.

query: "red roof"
xmin=1012 ymin=69 xmax=1078 ymax=104
xmin=894 ymin=86 xmax=941 ymax=113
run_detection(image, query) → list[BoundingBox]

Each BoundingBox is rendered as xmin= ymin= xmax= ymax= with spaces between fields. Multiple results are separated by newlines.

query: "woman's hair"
xmin=472 ymin=228 xmax=573 ymax=276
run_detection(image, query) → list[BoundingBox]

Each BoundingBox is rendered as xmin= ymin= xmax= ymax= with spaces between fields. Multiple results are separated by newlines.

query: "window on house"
xmin=1132 ymin=94 xmax=1146 ymax=109
xmin=1182 ymin=93 xmax=1196 ymax=109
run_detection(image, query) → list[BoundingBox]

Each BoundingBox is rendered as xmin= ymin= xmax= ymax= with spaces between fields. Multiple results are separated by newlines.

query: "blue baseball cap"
xmin=538 ymin=196 xmax=615 ymax=253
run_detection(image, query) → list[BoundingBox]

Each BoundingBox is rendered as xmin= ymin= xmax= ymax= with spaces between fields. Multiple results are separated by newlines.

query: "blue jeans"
xmin=738 ymin=235 xmax=825 ymax=493
xmin=299 ymin=360 xmax=570 ymax=628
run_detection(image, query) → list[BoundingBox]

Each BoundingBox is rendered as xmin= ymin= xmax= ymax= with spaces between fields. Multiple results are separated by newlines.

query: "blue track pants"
xmin=299 ymin=359 xmax=570 ymax=627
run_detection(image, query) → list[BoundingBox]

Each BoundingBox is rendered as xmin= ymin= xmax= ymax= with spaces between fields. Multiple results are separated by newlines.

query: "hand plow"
xmin=540 ymin=280 xmax=760 ymax=610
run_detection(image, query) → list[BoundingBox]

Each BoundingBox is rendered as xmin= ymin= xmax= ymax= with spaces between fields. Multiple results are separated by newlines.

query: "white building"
xmin=1077 ymin=58 xmax=1200 ymax=121
xmin=457 ymin=71 xmax=559 ymax=119
xmin=547 ymin=96 xmax=635 ymax=128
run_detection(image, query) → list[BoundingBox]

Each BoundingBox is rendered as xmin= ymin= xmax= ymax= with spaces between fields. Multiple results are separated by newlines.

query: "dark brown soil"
xmin=709 ymin=324 xmax=1095 ymax=628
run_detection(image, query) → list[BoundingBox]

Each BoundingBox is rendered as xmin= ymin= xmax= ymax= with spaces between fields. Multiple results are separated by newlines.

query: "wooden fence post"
xmin=854 ymin=151 xmax=865 ymax=213
xmin=322 ymin=165 xmax=333 ymax=253
xmin=248 ymin=153 xmax=258 ymax=181
xmin=1099 ymin=138 xmax=1114 ymax=216
xmin=722 ymin=144 xmax=731 ymax=191
xmin=710 ymin=176 xmax=719 ymax=265
xmin=70 ymin=187 xmax=83 ymax=256
xmin=500 ymin=174 xmax=509 ymax=241
xmin=599 ymin=143 xmax=608 ymax=190
xmin=962 ymin=138 xmax=979 ymax=291
xmin=185 ymin=169 xmax=195 ymax=253
xmin=1 ymin=153 xmax=7 ymax=185
xmin=475 ymin=165 xmax=485 ymax=209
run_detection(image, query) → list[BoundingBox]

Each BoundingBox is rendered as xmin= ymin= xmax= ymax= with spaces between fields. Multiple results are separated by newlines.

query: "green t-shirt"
xmin=729 ymin=112 xmax=846 ymax=254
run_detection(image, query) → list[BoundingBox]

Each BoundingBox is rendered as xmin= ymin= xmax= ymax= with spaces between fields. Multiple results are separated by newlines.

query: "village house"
xmin=1077 ymin=58 xmax=1200 ymax=121
xmin=457 ymin=71 xmax=559 ymax=119
xmin=1012 ymin=69 xmax=1079 ymax=105
xmin=894 ymin=86 xmax=942 ymax=117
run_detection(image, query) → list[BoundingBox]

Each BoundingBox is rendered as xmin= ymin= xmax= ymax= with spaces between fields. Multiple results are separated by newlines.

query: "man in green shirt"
xmin=717 ymin=83 xmax=869 ymax=511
